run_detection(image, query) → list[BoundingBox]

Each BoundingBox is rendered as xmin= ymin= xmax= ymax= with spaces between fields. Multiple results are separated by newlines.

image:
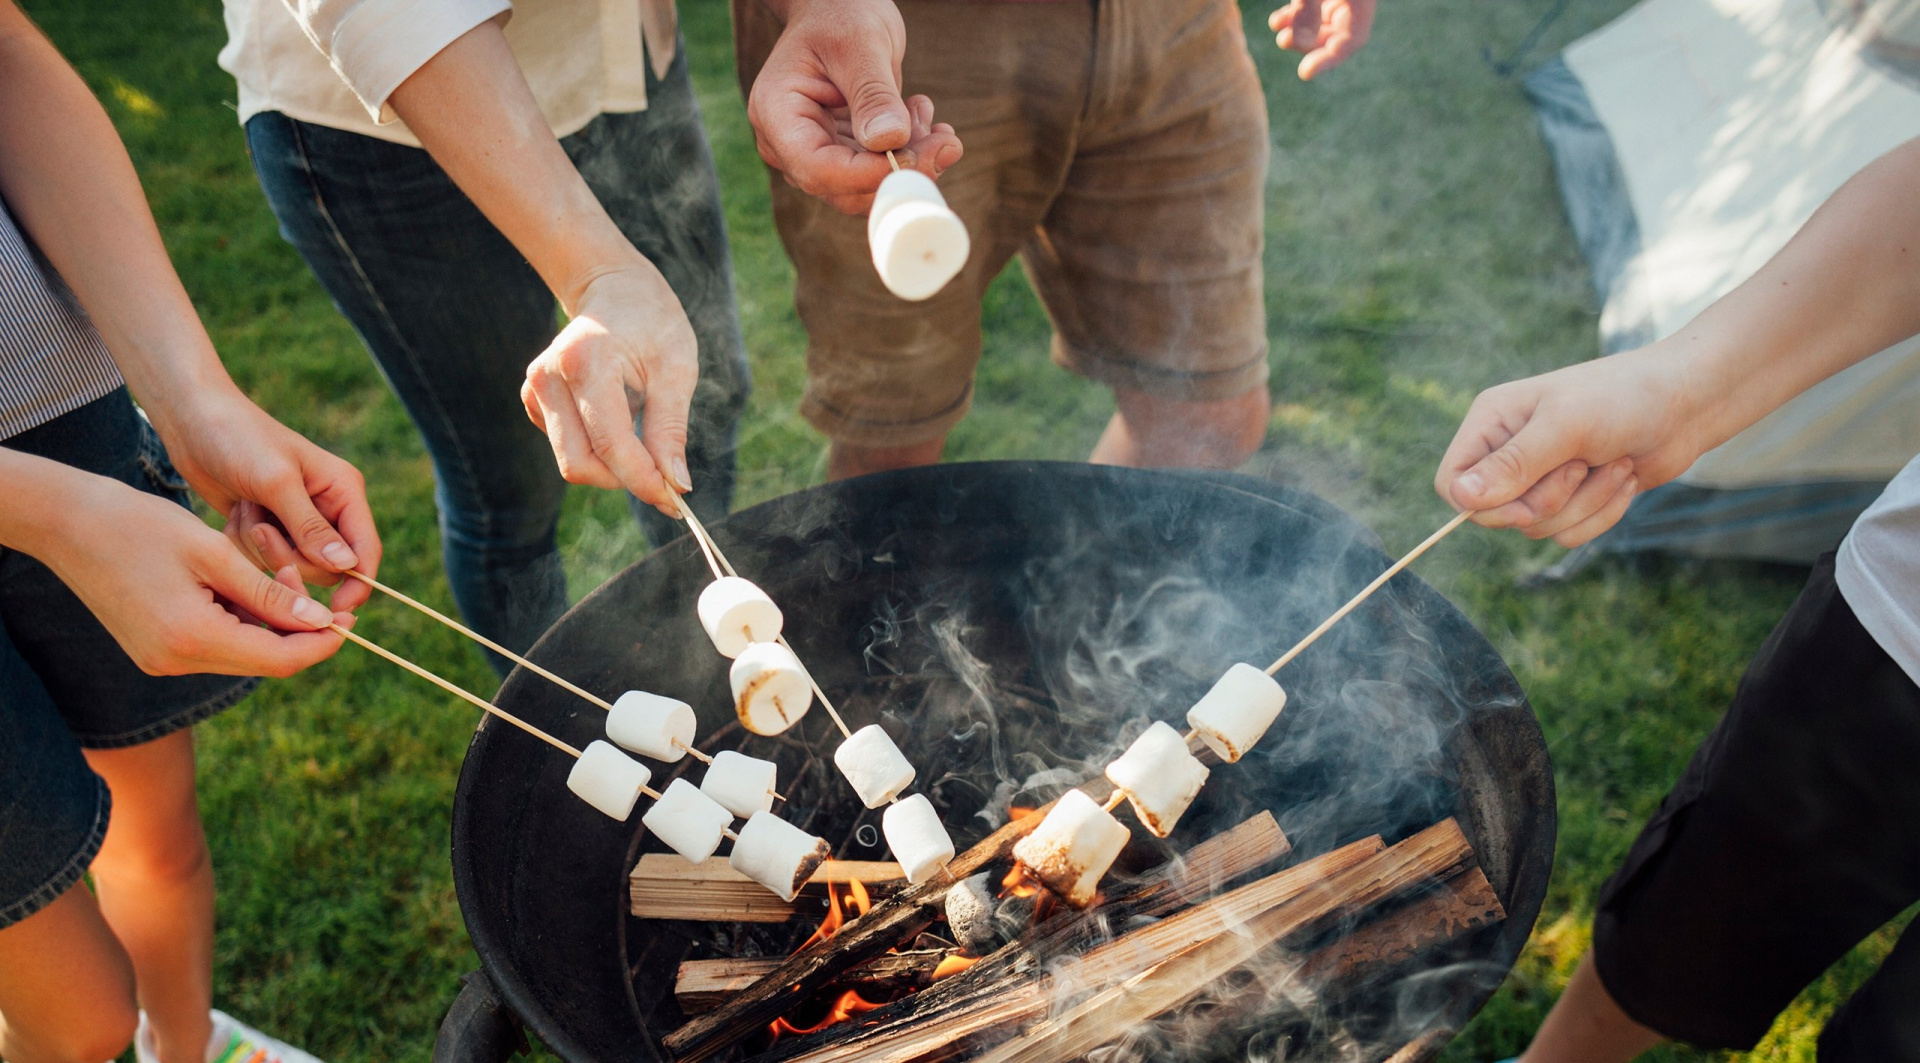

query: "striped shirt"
xmin=0 ymin=194 xmax=122 ymax=441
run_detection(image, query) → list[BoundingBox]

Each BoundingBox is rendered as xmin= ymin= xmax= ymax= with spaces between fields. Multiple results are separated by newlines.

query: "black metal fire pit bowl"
xmin=443 ymin=462 xmax=1555 ymax=1063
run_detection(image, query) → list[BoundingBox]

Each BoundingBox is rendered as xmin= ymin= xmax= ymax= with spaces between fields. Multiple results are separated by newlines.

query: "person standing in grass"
xmin=731 ymin=0 xmax=1373 ymax=480
xmin=1435 ymin=137 xmax=1920 ymax=1061
xmin=218 ymin=0 xmax=955 ymax=673
xmin=0 ymin=4 xmax=381 ymax=1061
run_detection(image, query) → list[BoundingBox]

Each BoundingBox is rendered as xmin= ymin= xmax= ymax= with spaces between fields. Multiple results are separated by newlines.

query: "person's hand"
xmin=749 ymin=0 xmax=963 ymax=214
xmin=1433 ymin=344 xmax=1710 ymax=547
xmin=1270 ymin=0 xmax=1376 ymax=80
xmin=154 ymin=389 xmax=382 ymax=611
xmin=520 ymin=262 xmax=697 ymax=516
xmin=37 ymin=473 xmax=354 ymax=678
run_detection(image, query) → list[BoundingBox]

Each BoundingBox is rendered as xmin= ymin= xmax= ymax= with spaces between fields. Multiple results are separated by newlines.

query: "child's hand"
xmin=37 ymin=472 xmax=353 ymax=677
xmin=155 ymin=391 xmax=382 ymax=612
xmin=1434 ymin=344 xmax=1711 ymax=547
xmin=1271 ymin=0 xmax=1375 ymax=81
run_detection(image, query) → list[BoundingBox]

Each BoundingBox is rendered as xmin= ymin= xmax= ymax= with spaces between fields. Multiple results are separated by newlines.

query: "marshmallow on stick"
xmin=642 ymin=778 xmax=734 ymax=864
xmin=729 ymin=642 xmax=813 ymax=735
xmin=868 ymin=169 xmax=969 ymax=301
xmin=1105 ymin=721 xmax=1210 ymax=838
xmin=701 ymin=749 xmax=779 ymax=819
xmin=834 ymin=724 xmax=917 ymax=809
xmin=1011 ymin=788 xmax=1131 ymax=907
xmin=567 ymin=740 xmax=653 ymax=821
xmin=730 ymin=811 xmax=833 ymax=902
xmin=1186 ymin=663 xmax=1288 ymax=763
xmin=698 ymin=576 xmax=783 ymax=658
xmin=606 ymin=690 xmax=696 ymax=761
xmin=882 ymin=793 xmax=955 ymax=885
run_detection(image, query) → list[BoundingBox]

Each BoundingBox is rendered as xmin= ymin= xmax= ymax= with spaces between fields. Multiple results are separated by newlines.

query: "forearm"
xmin=1673 ymin=137 xmax=1920 ymax=453
xmin=0 ymin=4 xmax=245 ymax=434
xmin=385 ymin=18 xmax=647 ymax=312
xmin=0 ymin=447 xmax=111 ymax=562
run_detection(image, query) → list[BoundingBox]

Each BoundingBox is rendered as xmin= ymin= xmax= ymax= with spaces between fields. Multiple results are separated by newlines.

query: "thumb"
xmin=832 ymin=43 xmax=911 ymax=150
xmin=212 ymin=554 xmax=335 ymax=632
xmin=263 ymin=480 xmax=359 ymax=575
xmin=1449 ymin=419 xmax=1572 ymax=514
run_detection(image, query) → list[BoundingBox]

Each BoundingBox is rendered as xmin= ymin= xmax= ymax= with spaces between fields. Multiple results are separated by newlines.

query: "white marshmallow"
xmin=729 ymin=812 xmax=832 ymax=902
xmin=1185 ymin=663 xmax=1288 ymax=763
xmin=1104 ymin=721 xmax=1210 ymax=838
xmin=729 ymin=642 xmax=813 ymax=735
xmin=606 ymin=690 xmax=696 ymax=761
xmin=566 ymin=740 xmax=653 ymax=822
xmin=867 ymin=170 xmax=969 ymax=301
xmin=642 ymin=778 xmax=734 ymax=864
xmin=833 ymin=724 xmax=917 ymax=809
xmin=700 ymin=749 xmax=779 ymax=819
xmin=697 ymin=576 xmax=784 ymax=658
xmin=882 ymin=793 xmax=955 ymax=885
xmin=1011 ymin=789 xmax=1131 ymax=907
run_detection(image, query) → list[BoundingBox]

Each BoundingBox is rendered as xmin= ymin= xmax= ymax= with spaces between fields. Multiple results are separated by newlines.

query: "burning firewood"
xmin=676 ymin=950 xmax=958 ymax=1014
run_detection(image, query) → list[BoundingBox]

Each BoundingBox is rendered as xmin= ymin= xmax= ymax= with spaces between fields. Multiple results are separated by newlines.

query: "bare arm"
xmin=0 ymin=1 xmax=380 ymax=600
xmin=1434 ymin=136 xmax=1920 ymax=546
xmin=383 ymin=18 xmax=697 ymax=512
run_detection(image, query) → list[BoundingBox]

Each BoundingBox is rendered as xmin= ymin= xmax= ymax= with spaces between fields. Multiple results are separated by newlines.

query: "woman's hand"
xmin=1270 ymin=0 xmax=1376 ymax=80
xmin=1434 ymin=344 xmax=1710 ymax=547
xmin=155 ymin=389 xmax=381 ymax=611
xmin=520 ymin=263 xmax=699 ymax=516
xmin=25 ymin=464 xmax=354 ymax=678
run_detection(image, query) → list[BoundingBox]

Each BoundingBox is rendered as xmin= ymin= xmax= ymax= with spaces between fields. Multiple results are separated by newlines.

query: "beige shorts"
xmin=733 ymin=0 xmax=1272 ymax=446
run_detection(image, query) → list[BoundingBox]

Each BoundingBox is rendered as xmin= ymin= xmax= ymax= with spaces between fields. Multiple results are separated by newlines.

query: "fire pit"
xmin=439 ymin=463 xmax=1555 ymax=1062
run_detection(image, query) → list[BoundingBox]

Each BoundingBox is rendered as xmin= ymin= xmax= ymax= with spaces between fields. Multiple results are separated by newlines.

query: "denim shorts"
xmin=0 ymin=389 xmax=256 ymax=928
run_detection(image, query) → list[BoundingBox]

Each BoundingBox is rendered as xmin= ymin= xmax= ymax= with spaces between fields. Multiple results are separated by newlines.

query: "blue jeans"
xmin=245 ymin=43 xmax=750 ymax=674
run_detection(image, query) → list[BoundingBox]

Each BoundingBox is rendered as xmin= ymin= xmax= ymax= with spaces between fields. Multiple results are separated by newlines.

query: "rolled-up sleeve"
xmin=281 ymin=0 xmax=512 ymax=124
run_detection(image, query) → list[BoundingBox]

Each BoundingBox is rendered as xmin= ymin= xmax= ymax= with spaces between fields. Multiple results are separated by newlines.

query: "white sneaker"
xmin=133 ymin=1009 xmax=327 ymax=1063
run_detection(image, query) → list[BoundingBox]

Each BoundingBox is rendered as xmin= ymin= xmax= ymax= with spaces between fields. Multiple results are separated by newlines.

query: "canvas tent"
xmin=1526 ymin=0 xmax=1920 ymax=571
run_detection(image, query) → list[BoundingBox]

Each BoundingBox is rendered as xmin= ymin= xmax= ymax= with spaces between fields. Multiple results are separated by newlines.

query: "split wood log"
xmin=770 ymin=810 xmax=1292 ymax=1055
xmin=677 ymin=950 xmax=957 ymax=1014
xmin=964 ymin=819 xmax=1474 ymax=1063
xmin=761 ymin=832 xmax=1399 ymax=1063
xmin=1380 ymin=1028 xmax=1452 ymax=1063
xmin=633 ymin=857 xmax=905 ymax=922
xmin=663 ymin=779 xmax=1120 ymax=1061
xmin=1294 ymin=865 xmax=1504 ymax=989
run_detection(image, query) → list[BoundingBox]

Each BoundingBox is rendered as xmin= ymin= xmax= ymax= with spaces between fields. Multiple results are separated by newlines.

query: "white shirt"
xmin=1837 ymin=455 xmax=1920 ymax=686
xmin=218 ymin=0 xmax=679 ymax=148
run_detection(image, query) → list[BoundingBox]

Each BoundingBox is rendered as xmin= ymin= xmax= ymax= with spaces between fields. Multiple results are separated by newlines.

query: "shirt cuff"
xmin=325 ymin=0 xmax=513 ymax=125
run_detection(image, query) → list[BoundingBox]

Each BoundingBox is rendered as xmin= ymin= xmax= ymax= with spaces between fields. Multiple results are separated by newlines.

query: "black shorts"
xmin=1593 ymin=552 xmax=1920 ymax=1060
xmin=0 ymin=389 xmax=256 ymax=928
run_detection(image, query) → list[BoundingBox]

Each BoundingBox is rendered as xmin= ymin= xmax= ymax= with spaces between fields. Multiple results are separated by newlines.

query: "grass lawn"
xmin=20 ymin=0 xmax=1896 ymax=1059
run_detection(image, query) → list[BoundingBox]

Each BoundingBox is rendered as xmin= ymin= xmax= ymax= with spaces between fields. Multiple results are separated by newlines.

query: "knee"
xmin=96 ymin=827 xmax=209 ymax=889
xmin=5 ymin=999 xmax=138 ymax=1063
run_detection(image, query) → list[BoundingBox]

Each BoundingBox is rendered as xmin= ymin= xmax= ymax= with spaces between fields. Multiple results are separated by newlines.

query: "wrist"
xmin=553 ymin=247 xmax=658 ymax=318
xmin=0 ymin=449 xmax=122 ymax=563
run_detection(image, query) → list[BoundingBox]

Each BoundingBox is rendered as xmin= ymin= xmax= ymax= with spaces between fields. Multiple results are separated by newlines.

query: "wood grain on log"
xmin=676 ymin=950 xmax=956 ymax=1014
xmin=632 ymin=857 xmax=905 ymax=922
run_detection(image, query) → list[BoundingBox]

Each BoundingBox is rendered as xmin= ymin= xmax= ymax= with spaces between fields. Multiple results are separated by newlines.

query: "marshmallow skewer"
xmin=339 ymin=569 xmax=735 ymax=772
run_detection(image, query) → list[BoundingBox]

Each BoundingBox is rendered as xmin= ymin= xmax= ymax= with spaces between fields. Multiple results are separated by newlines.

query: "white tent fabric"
xmin=1564 ymin=0 xmax=1920 ymax=490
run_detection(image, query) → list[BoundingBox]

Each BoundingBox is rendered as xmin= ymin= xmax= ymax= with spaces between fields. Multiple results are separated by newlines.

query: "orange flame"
xmin=1009 ymin=805 xmax=1037 ymax=822
xmin=931 ymin=954 xmax=979 ymax=979
xmin=767 ymin=879 xmax=884 ymax=1042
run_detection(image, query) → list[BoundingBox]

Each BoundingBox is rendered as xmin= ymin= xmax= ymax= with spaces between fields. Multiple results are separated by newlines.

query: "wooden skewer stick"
xmin=328 ymin=622 xmax=581 ymax=758
xmin=1264 ymin=510 xmax=1476 ymax=676
xmin=886 ymin=149 xmax=900 ymax=172
xmin=338 ymin=570 xmax=735 ymax=770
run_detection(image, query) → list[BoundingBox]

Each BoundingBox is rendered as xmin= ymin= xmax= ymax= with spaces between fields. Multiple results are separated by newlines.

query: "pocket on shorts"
xmin=133 ymin=411 xmax=195 ymax=511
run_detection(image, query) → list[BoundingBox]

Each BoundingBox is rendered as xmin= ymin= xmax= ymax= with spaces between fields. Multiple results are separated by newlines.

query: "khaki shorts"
xmin=734 ymin=0 xmax=1271 ymax=447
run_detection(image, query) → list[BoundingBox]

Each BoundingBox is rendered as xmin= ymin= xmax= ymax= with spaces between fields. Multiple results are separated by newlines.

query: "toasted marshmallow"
xmin=1185 ymin=663 xmax=1287 ymax=763
xmin=729 ymin=642 xmax=813 ymax=735
xmin=729 ymin=812 xmax=832 ymax=902
xmin=1105 ymin=721 xmax=1210 ymax=838
xmin=1011 ymin=789 xmax=1130 ymax=907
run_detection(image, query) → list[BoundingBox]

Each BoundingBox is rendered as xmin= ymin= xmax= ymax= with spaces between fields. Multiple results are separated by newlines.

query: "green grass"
xmin=19 ymin=0 xmax=1898 ymax=1059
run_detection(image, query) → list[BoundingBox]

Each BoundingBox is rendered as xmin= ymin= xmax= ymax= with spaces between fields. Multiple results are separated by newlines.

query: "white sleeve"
xmin=278 ymin=0 xmax=512 ymax=124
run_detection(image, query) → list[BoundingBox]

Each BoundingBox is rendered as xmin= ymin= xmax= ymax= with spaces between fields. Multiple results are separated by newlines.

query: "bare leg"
xmin=1088 ymin=386 xmax=1270 ymax=469
xmin=0 ymin=883 xmax=139 ymax=1063
xmin=828 ymin=436 xmax=948 ymax=481
xmin=1519 ymin=953 xmax=1667 ymax=1063
xmin=85 ymin=728 xmax=214 ymax=1063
